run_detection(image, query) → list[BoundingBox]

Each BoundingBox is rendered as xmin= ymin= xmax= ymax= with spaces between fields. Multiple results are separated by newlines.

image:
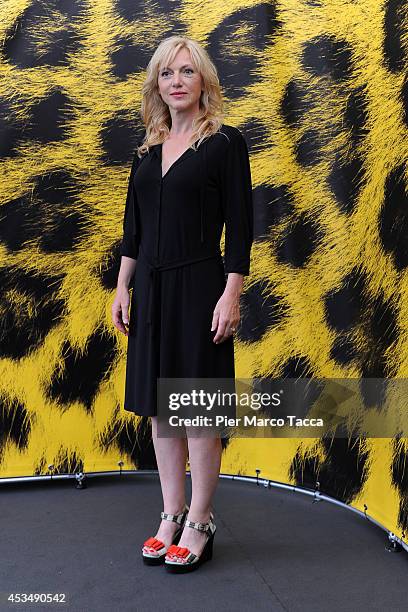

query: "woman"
xmin=112 ymin=35 xmax=253 ymax=573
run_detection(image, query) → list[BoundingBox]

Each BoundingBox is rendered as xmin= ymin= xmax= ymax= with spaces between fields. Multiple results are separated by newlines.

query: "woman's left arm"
xmin=212 ymin=128 xmax=254 ymax=344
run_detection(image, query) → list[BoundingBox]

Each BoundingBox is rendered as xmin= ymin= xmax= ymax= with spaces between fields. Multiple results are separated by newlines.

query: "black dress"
xmin=120 ymin=123 xmax=253 ymax=416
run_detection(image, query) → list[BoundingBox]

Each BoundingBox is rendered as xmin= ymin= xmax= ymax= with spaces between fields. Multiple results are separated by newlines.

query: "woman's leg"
xmin=175 ymin=435 xmax=222 ymax=555
xmin=143 ymin=417 xmax=188 ymax=551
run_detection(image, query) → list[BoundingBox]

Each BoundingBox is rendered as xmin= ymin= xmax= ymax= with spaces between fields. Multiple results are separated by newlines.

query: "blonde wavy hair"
xmin=137 ymin=35 xmax=225 ymax=158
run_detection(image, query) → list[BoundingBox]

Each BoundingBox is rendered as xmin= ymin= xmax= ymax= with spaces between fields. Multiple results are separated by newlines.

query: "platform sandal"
xmin=142 ymin=505 xmax=189 ymax=566
xmin=164 ymin=512 xmax=216 ymax=573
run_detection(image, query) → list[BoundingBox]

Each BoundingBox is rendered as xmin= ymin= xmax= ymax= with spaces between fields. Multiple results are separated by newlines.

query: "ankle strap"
xmin=185 ymin=512 xmax=216 ymax=534
xmin=161 ymin=505 xmax=189 ymax=525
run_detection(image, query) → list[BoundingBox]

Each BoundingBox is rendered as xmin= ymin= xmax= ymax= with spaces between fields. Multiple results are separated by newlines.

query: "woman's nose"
xmin=171 ymin=72 xmax=183 ymax=85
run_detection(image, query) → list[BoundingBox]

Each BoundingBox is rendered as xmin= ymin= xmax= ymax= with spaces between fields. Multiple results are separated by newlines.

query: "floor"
xmin=1 ymin=473 xmax=407 ymax=612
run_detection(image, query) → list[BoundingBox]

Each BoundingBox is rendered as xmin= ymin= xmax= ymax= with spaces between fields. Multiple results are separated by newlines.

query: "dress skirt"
xmin=124 ymin=255 xmax=235 ymax=416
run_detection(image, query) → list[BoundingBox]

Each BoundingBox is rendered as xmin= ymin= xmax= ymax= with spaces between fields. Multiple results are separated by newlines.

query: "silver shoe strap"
xmin=185 ymin=513 xmax=216 ymax=534
xmin=160 ymin=505 xmax=189 ymax=525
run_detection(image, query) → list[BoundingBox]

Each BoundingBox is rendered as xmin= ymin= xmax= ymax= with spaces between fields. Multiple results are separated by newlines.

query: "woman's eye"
xmin=161 ymin=69 xmax=193 ymax=76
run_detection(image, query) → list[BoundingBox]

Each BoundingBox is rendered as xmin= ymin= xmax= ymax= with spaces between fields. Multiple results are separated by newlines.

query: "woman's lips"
xmin=171 ymin=93 xmax=187 ymax=96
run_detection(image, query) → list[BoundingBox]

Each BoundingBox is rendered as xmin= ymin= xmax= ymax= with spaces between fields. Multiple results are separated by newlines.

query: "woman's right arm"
xmin=112 ymin=149 xmax=142 ymax=336
xmin=112 ymin=256 xmax=137 ymax=336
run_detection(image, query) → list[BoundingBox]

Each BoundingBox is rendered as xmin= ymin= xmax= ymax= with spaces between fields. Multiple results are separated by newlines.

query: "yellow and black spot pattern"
xmin=0 ymin=0 xmax=407 ymax=540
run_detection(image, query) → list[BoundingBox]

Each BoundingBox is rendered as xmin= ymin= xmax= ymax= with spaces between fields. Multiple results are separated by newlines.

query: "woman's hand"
xmin=114 ymin=256 xmax=137 ymax=336
xmin=211 ymin=289 xmax=241 ymax=344
xmin=112 ymin=285 xmax=131 ymax=336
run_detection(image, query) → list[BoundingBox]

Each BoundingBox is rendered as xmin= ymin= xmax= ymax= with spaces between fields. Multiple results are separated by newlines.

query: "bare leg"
xmin=174 ymin=434 xmax=222 ymax=556
xmin=143 ymin=417 xmax=188 ymax=553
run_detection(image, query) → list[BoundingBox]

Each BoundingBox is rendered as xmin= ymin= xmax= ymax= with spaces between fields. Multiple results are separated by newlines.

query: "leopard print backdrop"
xmin=0 ymin=0 xmax=407 ymax=541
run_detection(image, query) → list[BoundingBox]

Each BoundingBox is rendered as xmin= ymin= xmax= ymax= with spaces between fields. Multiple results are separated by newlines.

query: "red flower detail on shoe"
xmin=166 ymin=544 xmax=190 ymax=558
xmin=143 ymin=536 xmax=165 ymax=551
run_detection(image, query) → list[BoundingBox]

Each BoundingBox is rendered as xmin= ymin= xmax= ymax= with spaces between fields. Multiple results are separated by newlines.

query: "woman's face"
xmin=157 ymin=47 xmax=203 ymax=115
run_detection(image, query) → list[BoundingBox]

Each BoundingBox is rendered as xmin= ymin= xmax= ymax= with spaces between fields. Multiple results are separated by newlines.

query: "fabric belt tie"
xmin=138 ymin=247 xmax=223 ymax=327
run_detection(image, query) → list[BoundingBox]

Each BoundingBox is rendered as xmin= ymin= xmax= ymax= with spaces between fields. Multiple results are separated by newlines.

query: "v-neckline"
xmin=160 ymin=138 xmax=200 ymax=179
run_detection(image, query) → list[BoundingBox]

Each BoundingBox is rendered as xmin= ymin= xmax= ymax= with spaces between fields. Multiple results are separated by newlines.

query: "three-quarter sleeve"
xmin=119 ymin=149 xmax=142 ymax=260
xmin=220 ymin=128 xmax=254 ymax=276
